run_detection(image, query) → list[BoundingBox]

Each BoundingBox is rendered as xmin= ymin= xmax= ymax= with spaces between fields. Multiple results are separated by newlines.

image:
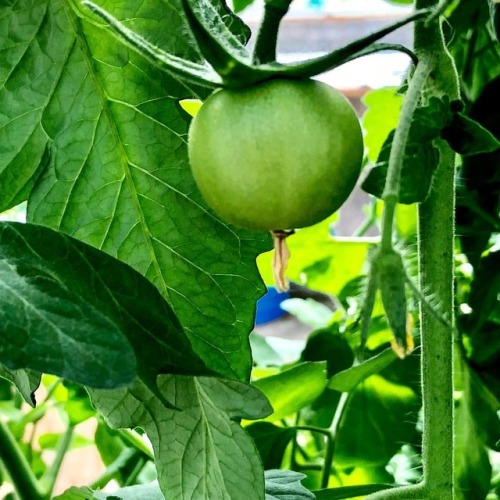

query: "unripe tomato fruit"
xmin=188 ymin=79 xmax=363 ymax=230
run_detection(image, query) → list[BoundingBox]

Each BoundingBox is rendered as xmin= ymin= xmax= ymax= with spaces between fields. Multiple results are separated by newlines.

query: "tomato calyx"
xmin=82 ymin=0 xmax=429 ymax=90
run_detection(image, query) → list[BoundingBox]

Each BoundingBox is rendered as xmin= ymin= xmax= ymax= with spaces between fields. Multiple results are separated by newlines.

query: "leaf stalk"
xmin=0 ymin=419 xmax=45 ymax=500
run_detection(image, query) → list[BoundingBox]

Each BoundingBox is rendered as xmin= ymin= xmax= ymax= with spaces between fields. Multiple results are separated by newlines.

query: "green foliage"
xmin=334 ymin=375 xmax=420 ymax=468
xmin=90 ymin=376 xmax=272 ymax=499
xmin=0 ymin=0 xmax=499 ymax=499
xmin=253 ymin=362 xmax=328 ymax=421
xmin=0 ymin=222 xmax=209 ymax=396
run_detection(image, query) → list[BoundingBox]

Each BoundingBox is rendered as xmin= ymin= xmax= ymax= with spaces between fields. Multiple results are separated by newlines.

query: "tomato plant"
xmin=188 ymin=79 xmax=363 ymax=230
xmin=0 ymin=0 xmax=499 ymax=499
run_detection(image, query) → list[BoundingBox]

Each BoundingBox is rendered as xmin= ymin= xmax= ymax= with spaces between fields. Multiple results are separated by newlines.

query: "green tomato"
xmin=188 ymin=79 xmax=363 ymax=231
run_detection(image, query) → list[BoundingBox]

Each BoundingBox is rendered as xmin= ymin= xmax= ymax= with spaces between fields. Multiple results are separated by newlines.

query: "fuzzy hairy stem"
xmin=415 ymin=1 xmax=459 ymax=497
xmin=366 ymin=1 xmax=459 ymax=499
xmin=380 ymin=57 xmax=432 ymax=251
xmin=252 ymin=0 xmax=292 ymax=64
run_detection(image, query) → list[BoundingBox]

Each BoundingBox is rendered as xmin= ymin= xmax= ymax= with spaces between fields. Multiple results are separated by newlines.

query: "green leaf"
xmin=362 ymin=130 xmax=440 ymax=204
xmin=490 ymin=0 xmax=500 ymax=41
xmin=63 ymin=382 xmax=97 ymax=425
xmin=0 ymin=222 xmax=209 ymax=393
xmin=455 ymin=358 xmax=499 ymax=499
xmin=0 ymin=131 xmax=50 ymax=213
xmin=301 ymin=328 xmax=354 ymax=379
xmin=232 ymin=0 xmax=254 ymax=13
xmin=94 ymin=419 xmax=126 ymax=467
xmin=17 ymin=0 xmax=269 ymax=381
xmin=38 ymin=432 xmax=92 ymax=450
xmin=264 ymin=470 xmax=315 ymax=500
xmin=313 ymin=483 xmax=393 ymax=499
xmin=0 ymin=0 xmax=73 ymax=212
xmin=252 ymin=362 xmax=328 ymax=421
xmin=362 ymin=88 xmax=403 ymax=163
xmin=80 ymin=1 xmax=223 ymax=89
xmin=362 ymin=96 xmax=454 ymax=203
xmin=335 ymin=375 xmax=420 ymax=468
xmin=0 ymin=365 xmax=40 ymax=407
xmin=90 ymin=375 xmax=272 ymax=500
xmin=54 ymin=483 xmax=164 ymax=500
xmin=443 ymin=113 xmax=500 ymax=156
xmin=245 ymin=422 xmax=296 ymax=469
xmin=328 ymin=349 xmax=397 ymax=392
xmin=467 ymin=249 xmax=500 ymax=333
xmin=411 ymin=96 xmax=453 ymax=142
xmin=180 ymin=0 xmax=257 ymax=84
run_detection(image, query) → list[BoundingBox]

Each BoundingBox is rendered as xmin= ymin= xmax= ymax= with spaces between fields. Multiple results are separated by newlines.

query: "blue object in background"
xmin=307 ymin=0 xmax=325 ymax=10
xmin=255 ymin=286 xmax=290 ymax=325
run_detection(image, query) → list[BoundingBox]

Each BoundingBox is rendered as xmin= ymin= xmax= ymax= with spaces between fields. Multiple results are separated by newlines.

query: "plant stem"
xmin=367 ymin=2 xmax=459 ymax=499
xmin=252 ymin=0 xmax=293 ymax=64
xmin=0 ymin=419 xmax=45 ymax=500
xmin=415 ymin=0 xmax=458 ymax=497
xmin=39 ymin=424 xmax=75 ymax=498
xmin=352 ymin=198 xmax=378 ymax=237
xmin=380 ymin=56 xmax=432 ymax=251
xmin=318 ymin=392 xmax=349 ymax=487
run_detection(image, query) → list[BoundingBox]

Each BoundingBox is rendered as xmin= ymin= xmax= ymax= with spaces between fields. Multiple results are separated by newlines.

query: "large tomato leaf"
xmin=0 ymin=0 xmax=270 ymax=381
xmin=55 ymin=470 xmax=314 ymax=500
xmin=0 ymin=222 xmax=210 ymax=395
xmin=89 ymin=376 xmax=272 ymax=499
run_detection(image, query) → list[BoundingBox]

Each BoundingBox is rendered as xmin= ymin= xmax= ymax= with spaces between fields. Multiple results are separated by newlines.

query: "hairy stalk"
xmin=367 ymin=2 xmax=459 ymax=499
xmin=415 ymin=0 xmax=459 ymax=496
xmin=0 ymin=419 xmax=45 ymax=500
xmin=380 ymin=56 xmax=432 ymax=251
xmin=252 ymin=0 xmax=293 ymax=64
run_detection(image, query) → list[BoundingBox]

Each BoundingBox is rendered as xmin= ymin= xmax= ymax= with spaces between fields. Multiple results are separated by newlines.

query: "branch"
xmin=0 ymin=419 xmax=45 ymax=500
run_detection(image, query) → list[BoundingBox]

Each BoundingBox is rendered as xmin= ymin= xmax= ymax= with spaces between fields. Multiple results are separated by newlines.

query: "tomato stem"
xmin=380 ymin=56 xmax=432 ymax=251
xmin=0 ymin=419 xmax=46 ymax=500
xmin=252 ymin=0 xmax=293 ymax=64
xmin=365 ymin=0 xmax=459 ymax=498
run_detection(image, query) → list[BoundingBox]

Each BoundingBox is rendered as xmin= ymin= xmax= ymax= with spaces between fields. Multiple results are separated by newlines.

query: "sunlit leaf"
xmin=1 ymin=0 xmax=271 ymax=382
xmin=362 ymin=88 xmax=403 ymax=162
xmin=253 ymin=362 xmax=328 ymax=421
xmin=329 ymin=349 xmax=397 ymax=392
